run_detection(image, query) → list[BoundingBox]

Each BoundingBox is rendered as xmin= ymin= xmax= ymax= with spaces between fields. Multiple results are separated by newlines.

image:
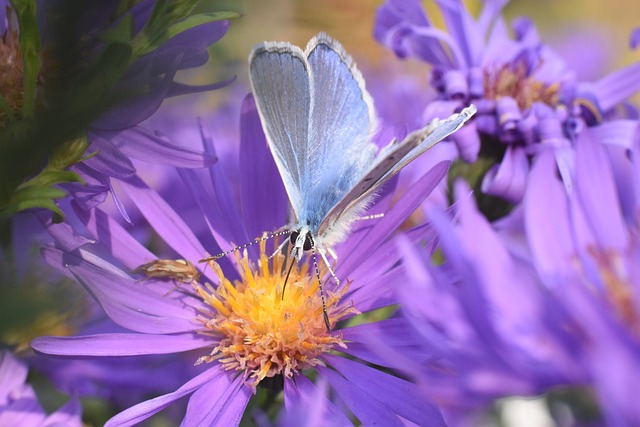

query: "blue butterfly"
xmin=203 ymin=33 xmax=475 ymax=330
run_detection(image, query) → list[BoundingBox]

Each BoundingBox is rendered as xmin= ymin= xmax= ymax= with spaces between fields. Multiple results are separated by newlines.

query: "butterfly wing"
xmin=249 ymin=42 xmax=311 ymax=221
xmin=299 ymin=34 xmax=378 ymax=229
xmin=317 ymin=105 xmax=477 ymax=236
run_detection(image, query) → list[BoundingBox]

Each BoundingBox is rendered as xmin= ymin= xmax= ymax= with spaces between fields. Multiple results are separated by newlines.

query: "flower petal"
xmin=109 ymin=126 xmax=217 ymax=168
xmin=283 ymin=375 xmax=352 ymax=426
xmin=0 ymin=352 xmax=28 ymax=403
xmin=31 ymin=333 xmax=208 ymax=357
xmin=105 ymin=365 xmax=225 ymax=427
xmin=324 ymin=354 xmax=446 ymax=426
xmin=239 ymin=94 xmax=289 ymax=238
xmin=481 ymin=145 xmax=529 ymax=203
xmin=574 ymin=132 xmax=628 ymax=250
xmin=337 ymin=161 xmax=448 ymax=276
xmin=183 ymin=372 xmax=250 ymax=427
xmin=524 ymin=151 xmax=575 ymax=284
xmin=41 ymin=246 xmax=200 ymax=333
xmin=116 ymin=176 xmax=211 ymax=270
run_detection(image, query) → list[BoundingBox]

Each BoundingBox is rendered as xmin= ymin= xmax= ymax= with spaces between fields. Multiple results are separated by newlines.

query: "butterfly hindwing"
xmin=318 ymin=105 xmax=477 ymax=236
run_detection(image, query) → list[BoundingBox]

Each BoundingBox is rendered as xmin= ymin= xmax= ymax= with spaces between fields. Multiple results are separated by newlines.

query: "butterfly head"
xmin=289 ymin=227 xmax=314 ymax=261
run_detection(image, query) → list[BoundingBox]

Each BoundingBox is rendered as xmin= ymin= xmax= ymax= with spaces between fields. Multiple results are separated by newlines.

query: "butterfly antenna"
xmin=198 ymin=230 xmax=290 ymax=263
xmin=310 ymin=240 xmax=331 ymax=332
xmin=281 ymin=255 xmax=296 ymax=301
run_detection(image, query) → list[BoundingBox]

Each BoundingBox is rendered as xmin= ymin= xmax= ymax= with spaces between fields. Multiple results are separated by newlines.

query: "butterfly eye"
xmin=303 ymin=232 xmax=313 ymax=251
xmin=289 ymin=231 xmax=300 ymax=245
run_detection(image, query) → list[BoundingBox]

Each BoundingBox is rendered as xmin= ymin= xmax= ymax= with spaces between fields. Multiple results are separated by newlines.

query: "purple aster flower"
xmin=31 ymin=94 xmax=449 ymax=426
xmin=374 ymin=0 xmax=640 ymax=205
xmin=366 ymin=180 xmax=589 ymax=424
xmin=522 ymin=128 xmax=640 ymax=425
xmin=368 ymin=120 xmax=640 ymax=424
xmin=0 ymin=350 xmax=82 ymax=426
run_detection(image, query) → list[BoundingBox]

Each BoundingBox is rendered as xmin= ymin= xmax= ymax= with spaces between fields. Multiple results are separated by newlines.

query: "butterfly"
xmin=201 ymin=33 xmax=476 ymax=330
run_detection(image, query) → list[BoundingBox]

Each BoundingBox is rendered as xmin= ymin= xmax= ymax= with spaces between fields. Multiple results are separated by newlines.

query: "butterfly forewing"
xmin=304 ymin=34 xmax=378 ymax=202
xmin=318 ymin=105 xmax=477 ymax=236
xmin=249 ymin=43 xmax=310 ymax=221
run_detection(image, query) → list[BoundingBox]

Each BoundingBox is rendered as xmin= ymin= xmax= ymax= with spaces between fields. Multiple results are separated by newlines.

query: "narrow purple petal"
xmin=340 ymin=318 xmax=429 ymax=368
xmin=73 ymin=204 xmax=155 ymax=270
xmin=108 ymin=126 xmax=217 ymax=168
xmin=0 ymin=352 xmax=28 ymax=403
xmin=0 ymin=384 xmax=46 ymax=426
xmin=283 ymin=376 xmax=352 ymax=426
xmin=585 ymin=120 xmax=640 ymax=150
xmin=574 ymin=133 xmax=628 ymax=250
xmin=323 ymin=354 xmax=446 ymax=426
xmin=337 ymin=161 xmax=449 ymax=276
xmin=92 ymin=57 xmax=180 ymax=130
xmin=481 ymin=145 xmax=529 ymax=203
xmin=593 ymin=61 xmax=640 ymax=112
xmin=41 ymin=246 xmax=199 ymax=333
xmin=524 ymin=152 xmax=574 ymax=284
xmin=239 ymin=94 xmax=288 ymax=238
xmin=117 ymin=176 xmax=210 ymax=267
xmin=38 ymin=213 xmax=95 ymax=252
xmin=435 ymin=0 xmax=484 ymax=66
xmin=317 ymin=365 xmax=404 ymax=427
xmin=105 ymin=365 xmax=225 ymax=427
xmin=183 ymin=373 xmax=250 ymax=426
xmin=84 ymin=136 xmax=136 ymax=178
xmin=167 ymin=76 xmax=237 ymax=98
xmin=31 ymin=333 xmax=208 ymax=357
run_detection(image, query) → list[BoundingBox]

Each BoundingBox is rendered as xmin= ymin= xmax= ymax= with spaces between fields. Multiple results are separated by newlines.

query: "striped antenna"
xmin=198 ymin=230 xmax=291 ymax=263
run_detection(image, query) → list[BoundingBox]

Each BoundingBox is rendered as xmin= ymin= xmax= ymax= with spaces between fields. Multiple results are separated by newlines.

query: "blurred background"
xmin=191 ymin=0 xmax=638 ymax=110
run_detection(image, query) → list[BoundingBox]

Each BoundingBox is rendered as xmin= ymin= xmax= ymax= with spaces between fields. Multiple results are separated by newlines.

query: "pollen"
xmin=192 ymin=240 xmax=355 ymax=391
xmin=484 ymin=62 xmax=560 ymax=110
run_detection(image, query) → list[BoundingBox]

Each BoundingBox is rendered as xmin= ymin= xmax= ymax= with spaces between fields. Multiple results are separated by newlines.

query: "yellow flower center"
xmin=192 ymin=240 xmax=356 ymax=390
xmin=484 ymin=62 xmax=560 ymax=110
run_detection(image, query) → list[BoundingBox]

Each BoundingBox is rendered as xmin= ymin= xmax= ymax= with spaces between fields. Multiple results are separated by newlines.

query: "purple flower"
xmin=522 ymin=129 xmax=640 ymax=425
xmin=32 ymin=95 xmax=449 ymax=426
xmin=375 ymin=0 xmax=640 ymax=203
xmin=369 ymin=121 xmax=640 ymax=424
xmin=0 ymin=350 xmax=82 ymax=426
xmin=59 ymin=1 xmax=235 ymax=218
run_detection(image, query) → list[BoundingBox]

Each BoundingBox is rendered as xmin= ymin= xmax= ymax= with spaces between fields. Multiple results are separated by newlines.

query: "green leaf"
xmin=133 ymin=11 xmax=239 ymax=57
xmin=1 ymin=185 xmax=67 ymax=218
xmin=101 ymin=13 xmax=134 ymax=45
xmin=9 ymin=0 xmax=41 ymax=118
xmin=17 ymin=170 xmax=84 ymax=191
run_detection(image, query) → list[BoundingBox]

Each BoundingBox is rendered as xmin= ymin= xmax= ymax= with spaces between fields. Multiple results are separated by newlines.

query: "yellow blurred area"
xmin=191 ymin=0 xmax=637 ymax=109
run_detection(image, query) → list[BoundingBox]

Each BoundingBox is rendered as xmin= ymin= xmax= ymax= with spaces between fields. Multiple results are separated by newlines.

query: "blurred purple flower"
xmin=523 ymin=130 xmax=640 ymax=425
xmin=369 ymin=123 xmax=640 ymax=425
xmin=0 ymin=350 xmax=82 ymax=426
xmin=375 ymin=0 xmax=640 ymax=203
xmin=32 ymin=0 xmax=236 ymax=218
xmin=369 ymin=181 xmax=588 ymax=421
xmin=31 ymin=95 xmax=449 ymax=426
